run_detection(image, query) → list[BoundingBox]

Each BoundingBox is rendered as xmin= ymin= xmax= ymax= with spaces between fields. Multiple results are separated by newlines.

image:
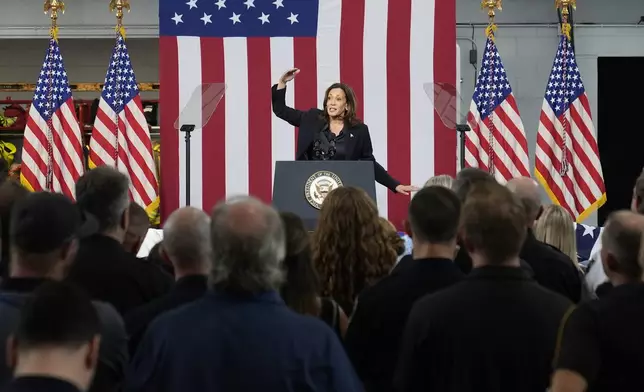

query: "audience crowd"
xmin=0 ymin=165 xmax=642 ymax=392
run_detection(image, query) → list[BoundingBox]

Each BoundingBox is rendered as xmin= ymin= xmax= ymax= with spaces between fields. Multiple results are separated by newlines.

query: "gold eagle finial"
xmin=44 ymin=0 xmax=65 ymax=18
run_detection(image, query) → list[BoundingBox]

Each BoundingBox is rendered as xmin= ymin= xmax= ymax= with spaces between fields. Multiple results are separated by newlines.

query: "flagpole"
xmin=480 ymin=0 xmax=502 ymax=177
xmin=555 ymin=0 xmax=576 ymax=177
xmin=44 ymin=0 xmax=65 ymax=191
xmin=109 ymin=0 xmax=131 ymax=169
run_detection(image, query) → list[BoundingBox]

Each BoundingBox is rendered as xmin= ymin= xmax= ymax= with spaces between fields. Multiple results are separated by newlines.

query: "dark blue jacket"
xmin=125 ymin=290 xmax=363 ymax=392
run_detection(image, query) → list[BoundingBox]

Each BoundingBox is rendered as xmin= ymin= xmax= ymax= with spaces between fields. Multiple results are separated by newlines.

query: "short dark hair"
xmin=461 ymin=181 xmax=527 ymax=264
xmin=128 ymin=203 xmax=150 ymax=231
xmin=14 ymin=281 xmax=100 ymax=350
xmin=10 ymin=192 xmax=95 ymax=257
xmin=408 ymin=186 xmax=461 ymax=243
xmin=453 ymin=168 xmax=496 ymax=202
xmin=602 ymin=212 xmax=644 ymax=279
xmin=75 ymin=167 xmax=130 ymax=232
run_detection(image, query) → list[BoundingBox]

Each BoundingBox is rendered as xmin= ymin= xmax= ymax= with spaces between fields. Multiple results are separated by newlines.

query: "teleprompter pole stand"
xmin=456 ymin=124 xmax=471 ymax=171
xmin=180 ymin=124 xmax=196 ymax=206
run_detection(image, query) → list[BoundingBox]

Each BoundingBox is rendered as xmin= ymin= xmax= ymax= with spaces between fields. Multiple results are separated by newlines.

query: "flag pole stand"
xmin=180 ymin=124 xmax=196 ymax=206
xmin=456 ymin=124 xmax=470 ymax=171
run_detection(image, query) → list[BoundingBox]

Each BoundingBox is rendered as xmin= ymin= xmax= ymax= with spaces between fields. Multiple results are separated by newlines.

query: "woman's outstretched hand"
xmin=395 ymin=185 xmax=419 ymax=195
xmin=277 ymin=68 xmax=300 ymax=89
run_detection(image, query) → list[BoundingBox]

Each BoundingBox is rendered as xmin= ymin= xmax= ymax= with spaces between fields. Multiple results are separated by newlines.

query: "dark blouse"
xmin=307 ymin=128 xmax=348 ymax=161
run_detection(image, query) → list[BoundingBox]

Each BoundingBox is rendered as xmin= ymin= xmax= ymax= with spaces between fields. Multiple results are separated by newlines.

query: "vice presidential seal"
xmin=305 ymin=171 xmax=343 ymax=209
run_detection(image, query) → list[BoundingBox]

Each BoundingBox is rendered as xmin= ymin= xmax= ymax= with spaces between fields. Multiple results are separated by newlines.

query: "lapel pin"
xmin=350 ymin=133 xmax=354 ymax=138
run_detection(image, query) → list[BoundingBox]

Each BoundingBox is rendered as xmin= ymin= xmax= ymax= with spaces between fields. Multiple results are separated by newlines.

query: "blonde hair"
xmin=534 ymin=205 xmax=579 ymax=268
xmin=424 ymin=174 xmax=454 ymax=190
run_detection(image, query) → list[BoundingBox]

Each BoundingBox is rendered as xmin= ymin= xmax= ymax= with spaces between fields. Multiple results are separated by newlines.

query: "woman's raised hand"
xmin=277 ymin=68 xmax=300 ymax=88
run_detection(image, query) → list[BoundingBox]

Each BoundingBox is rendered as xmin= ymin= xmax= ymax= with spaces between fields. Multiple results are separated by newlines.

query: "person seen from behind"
xmin=1 ymin=282 xmax=101 ymax=392
xmin=395 ymin=180 xmax=573 ymax=392
xmin=125 ymin=196 xmax=361 ymax=392
xmin=0 ymin=192 xmax=127 ymax=392
xmin=312 ymin=186 xmax=396 ymax=314
xmin=346 ymin=185 xmax=464 ymax=392
xmin=585 ymin=168 xmax=644 ymax=296
xmin=125 ymin=207 xmax=211 ymax=355
xmin=67 ymin=167 xmax=170 ymax=315
xmin=279 ymin=212 xmax=348 ymax=338
xmin=507 ymin=177 xmax=582 ymax=303
xmin=552 ymin=211 xmax=644 ymax=392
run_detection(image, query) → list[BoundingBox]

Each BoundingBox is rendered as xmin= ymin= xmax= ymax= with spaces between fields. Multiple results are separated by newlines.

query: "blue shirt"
xmin=125 ymin=290 xmax=362 ymax=392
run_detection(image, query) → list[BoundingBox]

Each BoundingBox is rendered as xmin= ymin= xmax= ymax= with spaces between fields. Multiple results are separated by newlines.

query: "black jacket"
xmin=345 ymin=258 xmax=463 ymax=392
xmin=271 ymin=85 xmax=400 ymax=191
xmin=520 ymin=230 xmax=582 ymax=303
xmin=67 ymin=235 xmax=173 ymax=316
xmin=395 ymin=266 xmax=573 ymax=392
xmin=0 ymin=279 xmax=128 ymax=392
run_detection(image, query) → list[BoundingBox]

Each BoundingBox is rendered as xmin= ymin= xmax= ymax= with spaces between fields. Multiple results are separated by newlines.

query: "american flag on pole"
xmin=20 ymin=38 xmax=85 ymax=199
xmin=159 ymin=0 xmax=456 ymax=226
xmin=89 ymin=34 xmax=159 ymax=218
xmin=535 ymin=34 xmax=606 ymax=221
xmin=465 ymin=35 xmax=529 ymax=182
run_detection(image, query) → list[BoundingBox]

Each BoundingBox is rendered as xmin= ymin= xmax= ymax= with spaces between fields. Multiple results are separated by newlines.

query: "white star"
xmin=171 ymin=13 xmax=184 ymax=24
xmin=258 ymin=12 xmax=270 ymax=24
xmin=215 ymin=0 xmax=226 ymax=9
xmin=201 ymin=13 xmax=212 ymax=25
xmin=230 ymin=12 xmax=241 ymax=24
xmin=186 ymin=0 xmax=198 ymax=9
xmin=581 ymin=224 xmax=596 ymax=238
xmin=287 ymin=12 xmax=298 ymax=24
xmin=243 ymin=0 xmax=255 ymax=9
xmin=273 ymin=0 xmax=284 ymax=8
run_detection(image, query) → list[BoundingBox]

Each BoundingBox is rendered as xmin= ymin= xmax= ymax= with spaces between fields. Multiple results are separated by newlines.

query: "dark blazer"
xmin=520 ymin=230 xmax=582 ymax=303
xmin=395 ymin=266 xmax=573 ymax=392
xmin=124 ymin=275 xmax=208 ymax=355
xmin=345 ymin=258 xmax=463 ymax=392
xmin=67 ymin=235 xmax=174 ymax=315
xmin=271 ymin=85 xmax=400 ymax=191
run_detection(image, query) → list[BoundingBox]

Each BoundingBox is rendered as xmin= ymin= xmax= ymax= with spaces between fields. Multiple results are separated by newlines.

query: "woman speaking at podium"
xmin=271 ymin=68 xmax=416 ymax=195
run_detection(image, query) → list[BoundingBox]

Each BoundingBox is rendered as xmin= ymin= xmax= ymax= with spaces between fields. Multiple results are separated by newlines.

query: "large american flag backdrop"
xmin=465 ymin=35 xmax=529 ymax=182
xmin=159 ymin=0 xmax=456 ymax=225
xmin=20 ymin=39 xmax=85 ymax=199
xmin=89 ymin=34 xmax=160 ymax=218
xmin=535 ymin=35 xmax=606 ymax=222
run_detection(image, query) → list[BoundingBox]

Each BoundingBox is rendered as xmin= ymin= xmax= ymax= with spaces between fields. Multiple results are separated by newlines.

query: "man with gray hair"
xmin=125 ymin=197 xmax=361 ymax=392
xmin=67 ymin=167 xmax=164 ymax=315
xmin=124 ymin=207 xmax=211 ymax=354
xmin=552 ymin=211 xmax=644 ymax=392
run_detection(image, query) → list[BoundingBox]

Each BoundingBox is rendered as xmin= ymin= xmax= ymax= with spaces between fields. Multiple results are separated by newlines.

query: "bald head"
xmin=210 ymin=196 xmax=285 ymax=293
xmin=163 ymin=207 xmax=211 ymax=275
xmin=507 ymin=177 xmax=542 ymax=225
xmin=601 ymin=211 xmax=644 ymax=283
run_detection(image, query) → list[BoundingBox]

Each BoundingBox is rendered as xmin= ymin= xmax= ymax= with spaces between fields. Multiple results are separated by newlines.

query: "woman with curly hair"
xmin=312 ymin=187 xmax=397 ymax=314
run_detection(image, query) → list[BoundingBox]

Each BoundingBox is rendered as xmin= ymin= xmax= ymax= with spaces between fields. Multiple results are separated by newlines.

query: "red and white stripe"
xmin=21 ymin=99 xmax=84 ymax=199
xmin=89 ymin=95 xmax=159 ymax=212
xmin=535 ymin=93 xmax=606 ymax=222
xmin=159 ymin=0 xmax=456 ymax=227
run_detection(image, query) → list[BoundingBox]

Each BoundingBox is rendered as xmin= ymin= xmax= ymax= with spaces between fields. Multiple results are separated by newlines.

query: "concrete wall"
xmin=457 ymin=0 xmax=644 ymax=225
